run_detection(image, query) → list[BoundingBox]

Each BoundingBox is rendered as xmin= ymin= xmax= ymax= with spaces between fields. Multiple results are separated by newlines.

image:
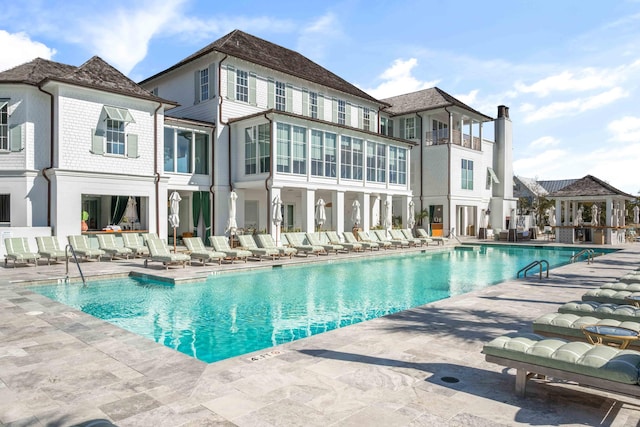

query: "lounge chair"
xmin=581 ymin=282 xmax=640 ymax=305
xmin=416 ymin=228 xmax=447 ymax=245
xmin=36 ymin=236 xmax=68 ymax=265
xmin=183 ymin=237 xmax=225 ymax=265
xmin=343 ymin=231 xmax=378 ymax=251
xmin=558 ymin=300 xmax=640 ymax=322
xmin=483 ymin=332 xmax=640 ymax=398
xmin=373 ymin=230 xmax=409 ymax=248
xmin=532 ymin=311 xmax=640 ymax=348
xmin=4 ymin=237 xmax=40 ymax=267
xmin=255 ymin=234 xmax=297 ymax=258
xmin=121 ymin=233 xmax=149 ymax=257
xmin=620 ymin=271 xmax=640 ymax=284
xmin=358 ymin=230 xmax=391 ymax=249
xmin=390 ymin=229 xmax=419 ymax=247
xmin=144 ymin=237 xmax=190 ymax=269
xmin=67 ymin=235 xmax=105 ymax=261
xmin=208 ymin=236 xmax=252 ymax=263
xmin=237 ymin=235 xmax=279 ymax=261
xmin=282 ymin=233 xmax=325 ymax=256
xmin=403 ymin=228 xmax=432 ymax=246
xmin=97 ymin=234 xmax=133 ymax=260
xmin=326 ymin=231 xmax=362 ymax=252
xmin=305 ymin=232 xmax=345 ymax=254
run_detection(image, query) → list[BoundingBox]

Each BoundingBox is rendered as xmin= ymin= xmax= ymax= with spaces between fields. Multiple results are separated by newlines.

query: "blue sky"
xmin=2 ymin=0 xmax=640 ymax=194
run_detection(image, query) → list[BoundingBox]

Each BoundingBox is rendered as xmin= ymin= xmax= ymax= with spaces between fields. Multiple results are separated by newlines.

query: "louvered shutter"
xmin=127 ymin=134 xmax=138 ymax=158
xmin=249 ymin=73 xmax=257 ymax=105
xmin=9 ymin=124 xmax=22 ymax=152
xmin=194 ymin=71 xmax=200 ymax=104
xmin=267 ymin=79 xmax=274 ymax=109
xmin=399 ymin=118 xmax=405 ymax=139
xmin=226 ymin=66 xmax=235 ymax=100
xmin=91 ymin=128 xmax=104 ymax=154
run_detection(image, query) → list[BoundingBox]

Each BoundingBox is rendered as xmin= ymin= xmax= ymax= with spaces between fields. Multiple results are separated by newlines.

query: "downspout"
xmin=264 ymin=112 xmax=274 ymax=232
xmin=416 ymin=112 xmax=424 ymax=220
xmin=444 ymin=106 xmax=452 ymax=236
xmin=153 ymin=102 xmax=162 ymax=234
xmin=212 ymin=54 xmax=229 ymax=234
xmin=38 ymin=85 xmax=55 ymax=228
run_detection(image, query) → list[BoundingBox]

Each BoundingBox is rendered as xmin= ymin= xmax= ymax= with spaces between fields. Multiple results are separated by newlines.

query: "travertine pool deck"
xmin=2 ymin=240 xmax=640 ymax=426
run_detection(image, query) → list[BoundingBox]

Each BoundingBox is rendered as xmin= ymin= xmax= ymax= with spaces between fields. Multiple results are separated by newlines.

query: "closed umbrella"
xmin=509 ymin=209 xmax=516 ymax=229
xmin=383 ymin=199 xmax=392 ymax=232
xmin=315 ymin=198 xmax=326 ymax=230
xmin=123 ymin=196 xmax=138 ymax=226
xmin=634 ymin=206 xmax=639 ymax=224
xmin=408 ymin=200 xmax=416 ymax=229
xmin=591 ymin=204 xmax=599 ymax=226
xmin=169 ymin=191 xmax=181 ymax=253
xmin=549 ymin=206 xmax=556 ymax=227
xmin=226 ymin=191 xmax=238 ymax=235
xmin=480 ymin=209 xmax=487 ymax=228
xmin=272 ymin=195 xmax=283 ymax=245
xmin=351 ymin=200 xmax=361 ymax=228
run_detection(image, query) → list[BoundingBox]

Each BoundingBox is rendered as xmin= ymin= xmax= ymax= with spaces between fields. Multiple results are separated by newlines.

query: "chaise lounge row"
xmin=483 ymin=268 xmax=640 ymax=398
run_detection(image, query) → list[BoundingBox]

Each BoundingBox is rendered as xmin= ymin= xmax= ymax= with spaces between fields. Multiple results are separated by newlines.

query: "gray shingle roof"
xmin=139 ymin=29 xmax=384 ymax=105
xmin=0 ymin=56 xmax=174 ymax=105
xmin=537 ymin=179 xmax=578 ymax=194
xmin=379 ymin=87 xmax=493 ymax=120
xmin=547 ymin=175 xmax=635 ymax=199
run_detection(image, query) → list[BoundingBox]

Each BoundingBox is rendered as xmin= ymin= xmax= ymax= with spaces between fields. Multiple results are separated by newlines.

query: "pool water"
xmin=30 ymin=245 xmax=614 ymax=363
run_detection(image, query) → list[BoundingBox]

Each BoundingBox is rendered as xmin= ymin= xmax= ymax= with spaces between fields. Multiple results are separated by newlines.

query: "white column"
xmin=303 ymin=189 xmax=315 ymax=233
xmin=361 ymin=192 xmax=370 ymax=231
xmin=402 ymin=195 xmax=410 ymax=228
xmin=334 ymin=190 xmax=345 ymax=233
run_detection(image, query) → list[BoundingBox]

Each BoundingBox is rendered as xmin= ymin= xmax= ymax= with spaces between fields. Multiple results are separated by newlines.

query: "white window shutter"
xmin=127 ymin=134 xmax=139 ymax=158
xmin=267 ymin=79 xmax=274 ymax=109
xmin=194 ymin=71 xmax=200 ymax=104
xmin=285 ymin=84 xmax=293 ymax=113
xmin=208 ymin=64 xmax=216 ymax=99
xmin=9 ymin=124 xmax=22 ymax=152
xmin=318 ymin=94 xmax=324 ymax=120
xmin=91 ymin=128 xmax=104 ymax=154
xmin=226 ymin=66 xmax=235 ymax=100
xmin=249 ymin=73 xmax=257 ymax=105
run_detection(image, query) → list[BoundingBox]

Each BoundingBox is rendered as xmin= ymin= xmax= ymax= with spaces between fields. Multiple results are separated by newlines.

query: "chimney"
xmin=497 ymin=105 xmax=509 ymax=119
xmin=493 ymin=105 xmax=513 ymax=200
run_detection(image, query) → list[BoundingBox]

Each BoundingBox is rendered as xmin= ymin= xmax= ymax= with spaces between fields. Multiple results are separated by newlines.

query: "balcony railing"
xmin=424 ymin=129 xmax=481 ymax=151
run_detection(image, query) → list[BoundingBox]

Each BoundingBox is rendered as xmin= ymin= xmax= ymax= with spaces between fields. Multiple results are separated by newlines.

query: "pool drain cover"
xmin=440 ymin=376 xmax=460 ymax=383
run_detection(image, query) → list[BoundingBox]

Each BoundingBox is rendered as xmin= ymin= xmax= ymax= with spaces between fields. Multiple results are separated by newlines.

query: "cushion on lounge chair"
xmin=620 ymin=272 xmax=640 ymax=284
xmin=97 ymin=234 xmax=133 ymax=259
xmin=582 ymin=287 xmax=640 ymax=305
xmin=533 ymin=312 xmax=640 ymax=346
xmin=306 ymin=232 xmax=344 ymax=254
xmin=238 ymin=235 xmax=279 ymax=260
xmin=255 ymin=234 xmax=297 ymax=257
xmin=209 ymin=236 xmax=252 ymax=262
xmin=326 ymin=231 xmax=362 ymax=252
xmin=4 ymin=237 xmax=40 ymax=267
xmin=36 ymin=236 xmax=67 ymax=265
xmin=183 ymin=237 xmax=225 ymax=265
xmin=559 ymin=300 xmax=640 ymax=322
xmin=483 ymin=333 xmax=640 ymax=397
xmin=282 ymin=233 xmax=325 ymax=256
xmin=121 ymin=233 xmax=149 ymax=257
xmin=67 ymin=235 xmax=105 ymax=261
xmin=145 ymin=237 xmax=190 ymax=269
xmin=343 ymin=231 xmax=378 ymax=251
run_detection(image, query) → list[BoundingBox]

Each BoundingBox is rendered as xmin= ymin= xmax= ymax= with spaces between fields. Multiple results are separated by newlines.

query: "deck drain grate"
xmin=440 ymin=376 xmax=460 ymax=383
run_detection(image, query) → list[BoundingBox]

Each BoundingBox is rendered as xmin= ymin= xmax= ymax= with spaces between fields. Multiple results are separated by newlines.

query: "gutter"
xmin=416 ymin=112 xmax=423 ymax=220
xmin=444 ymin=106 xmax=452 ymax=235
xmin=37 ymin=84 xmax=54 ymax=228
xmin=263 ymin=112 xmax=274 ymax=231
xmin=211 ymin=54 xmax=229 ymax=235
xmin=153 ymin=102 xmax=162 ymax=234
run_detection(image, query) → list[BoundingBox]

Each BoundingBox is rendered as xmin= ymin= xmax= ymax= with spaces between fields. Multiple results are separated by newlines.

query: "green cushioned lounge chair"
xmin=209 ymin=236 xmax=252 ymax=263
xmin=390 ymin=229 xmax=418 ymax=246
xmin=238 ymin=235 xmax=279 ymax=261
xmin=67 ymin=235 xmax=105 ymax=262
xmin=255 ymin=234 xmax=297 ymax=258
xmin=358 ymin=230 xmax=391 ymax=249
xmin=343 ymin=231 xmax=378 ymax=251
xmin=326 ymin=231 xmax=362 ymax=252
xmin=36 ymin=236 xmax=68 ymax=265
xmin=558 ymin=300 xmax=640 ymax=322
xmin=144 ymin=237 xmax=190 ymax=269
xmin=416 ymin=228 xmax=447 ymax=245
xmin=402 ymin=228 xmax=430 ymax=246
xmin=282 ymin=233 xmax=325 ymax=256
xmin=183 ymin=237 xmax=225 ymax=265
xmin=4 ymin=237 xmax=40 ymax=268
xmin=121 ymin=233 xmax=149 ymax=257
xmin=305 ymin=232 xmax=345 ymax=254
xmin=97 ymin=234 xmax=133 ymax=260
xmin=373 ymin=230 xmax=409 ymax=248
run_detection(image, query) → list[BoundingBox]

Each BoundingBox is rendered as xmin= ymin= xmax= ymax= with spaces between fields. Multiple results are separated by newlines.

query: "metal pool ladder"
xmin=65 ymin=244 xmax=87 ymax=286
xmin=517 ymin=259 xmax=549 ymax=280
xmin=570 ymin=249 xmax=595 ymax=264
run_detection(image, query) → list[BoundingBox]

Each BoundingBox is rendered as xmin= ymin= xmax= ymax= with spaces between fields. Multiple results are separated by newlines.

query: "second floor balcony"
xmin=425 ymin=129 xmax=482 ymax=151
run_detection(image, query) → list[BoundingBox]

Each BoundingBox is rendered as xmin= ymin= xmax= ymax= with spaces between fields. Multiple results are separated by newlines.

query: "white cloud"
xmin=528 ymin=136 xmax=560 ymax=149
xmin=523 ymin=87 xmax=628 ymax=123
xmin=607 ymin=116 xmax=640 ymax=143
xmin=0 ymin=30 xmax=56 ymax=71
xmin=362 ymin=58 xmax=440 ymax=99
xmin=513 ymin=149 xmax=568 ymax=178
xmin=296 ymin=13 xmax=343 ymax=62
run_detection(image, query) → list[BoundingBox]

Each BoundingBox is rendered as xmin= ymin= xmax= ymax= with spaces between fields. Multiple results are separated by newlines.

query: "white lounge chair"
xmin=343 ymin=231 xmax=378 ymax=251
xmin=209 ymin=236 xmax=252 ymax=263
xmin=183 ymin=237 xmax=225 ymax=265
xmin=358 ymin=230 xmax=391 ymax=249
xmin=67 ymin=235 xmax=105 ymax=261
xmin=4 ymin=237 xmax=40 ymax=267
xmin=305 ymin=232 xmax=345 ymax=254
xmin=144 ymin=237 xmax=190 ymax=269
xmin=255 ymin=234 xmax=297 ymax=258
xmin=97 ymin=234 xmax=133 ymax=260
xmin=282 ymin=233 xmax=325 ymax=256
xmin=238 ymin=235 xmax=279 ymax=261
xmin=36 ymin=236 xmax=68 ymax=265
xmin=326 ymin=231 xmax=362 ymax=252
xmin=121 ymin=233 xmax=149 ymax=257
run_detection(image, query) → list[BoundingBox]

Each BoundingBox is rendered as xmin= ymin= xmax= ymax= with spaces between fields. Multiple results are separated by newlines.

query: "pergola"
xmin=547 ymin=175 xmax=635 ymax=245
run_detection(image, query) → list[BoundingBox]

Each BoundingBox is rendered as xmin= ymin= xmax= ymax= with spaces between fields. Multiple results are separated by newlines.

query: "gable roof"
xmin=139 ymin=29 xmax=384 ymax=106
xmin=0 ymin=56 xmax=174 ymax=105
xmin=548 ymin=175 xmax=634 ymax=199
xmin=537 ymin=179 xmax=578 ymax=194
xmin=514 ymin=176 xmax=549 ymax=198
xmin=379 ymin=87 xmax=493 ymax=120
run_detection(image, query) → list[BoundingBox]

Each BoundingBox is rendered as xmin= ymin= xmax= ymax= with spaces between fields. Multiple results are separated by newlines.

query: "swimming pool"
xmin=30 ymin=245 xmax=614 ymax=363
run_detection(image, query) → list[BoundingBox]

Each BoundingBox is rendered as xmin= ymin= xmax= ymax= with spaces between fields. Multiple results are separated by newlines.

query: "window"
xmin=405 ymin=117 xmax=416 ymax=139
xmin=340 ymin=136 xmax=362 ymax=180
xmin=275 ymin=81 xmax=286 ymax=111
xmin=0 ymin=194 xmax=9 ymax=223
xmin=258 ymin=124 xmax=270 ymax=173
xmin=380 ymin=117 xmax=394 ymax=136
xmin=0 ymin=100 xmax=7 ymax=150
xmin=199 ymin=68 xmax=209 ymax=101
xmin=292 ymin=126 xmax=306 ymax=175
xmin=366 ymin=142 xmax=386 ymax=183
xmin=194 ymin=133 xmax=209 ymax=174
xmin=337 ymin=100 xmax=346 ymax=125
xmin=276 ymin=123 xmax=290 ymax=173
xmin=363 ymin=107 xmax=370 ymax=131
xmin=177 ymin=130 xmax=192 ymax=173
xmin=245 ymin=127 xmax=257 ymax=174
xmin=164 ymin=127 xmax=207 ymax=174
xmin=309 ymin=92 xmax=318 ymax=119
xmin=433 ymin=119 xmax=448 ymax=140
xmin=311 ymin=130 xmax=336 ymax=177
xmin=106 ymin=119 xmax=125 ymax=155
xmin=245 ymin=124 xmax=271 ymax=175
xmin=236 ymin=69 xmax=248 ymax=102
xmin=164 ymin=127 xmax=175 ymax=171
xmin=389 ymin=146 xmax=406 ymax=184
xmin=461 ymin=159 xmax=474 ymax=190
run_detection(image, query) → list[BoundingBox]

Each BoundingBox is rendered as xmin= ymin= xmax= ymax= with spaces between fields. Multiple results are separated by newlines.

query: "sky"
xmin=1 ymin=0 xmax=640 ymax=195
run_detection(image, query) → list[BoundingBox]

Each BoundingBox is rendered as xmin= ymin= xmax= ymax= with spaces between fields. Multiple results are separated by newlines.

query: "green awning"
xmin=103 ymin=105 xmax=135 ymax=123
xmin=488 ymin=167 xmax=500 ymax=184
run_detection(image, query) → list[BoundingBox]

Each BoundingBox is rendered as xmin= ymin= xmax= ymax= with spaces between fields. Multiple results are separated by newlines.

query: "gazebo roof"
xmin=548 ymin=175 xmax=634 ymax=200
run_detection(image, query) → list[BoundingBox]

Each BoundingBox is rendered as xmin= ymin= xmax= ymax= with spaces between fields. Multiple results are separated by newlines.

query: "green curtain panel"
xmin=192 ymin=191 xmax=201 ymax=234
xmin=201 ymin=191 xmax=211 ymax=241
xmin=111 ymin=196 xmax=128 ymax=225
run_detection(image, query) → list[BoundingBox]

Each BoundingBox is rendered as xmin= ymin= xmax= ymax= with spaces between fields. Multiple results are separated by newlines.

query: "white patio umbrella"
xmin=634 ymin=205 xmax=640 ymax=224
xmin=480 ymin=209 xmax=487 ymax=228
xmin=509 ymin=209 xmax=516 ymax=229
xmin=351 ymin=200 xmax=361 ymax=227
xmin=272 ymin=195 xmax=283 ymax=245
xmin=226 ymin=191 xmax=238 ymax=235
xmin=591 ymin=204 xmax=599 ymax=226
xmin=315 ymin=198 xmax=326 ymax=230
xmin=408 ymin=200 xmax=416 ymax=229
xmin=123 ymin=196 xmax=138 ymax=225
xmin=549 ymin=206 xmax=556 ymax=227
xmin=383 ymin=199 xmax=393 ymax=232
xmin=169 ymin=191 xmax=181 ymax=252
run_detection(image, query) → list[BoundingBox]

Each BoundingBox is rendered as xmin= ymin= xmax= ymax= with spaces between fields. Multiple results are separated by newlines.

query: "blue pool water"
xmin=30 ymin=245 xmax=614 ymax=363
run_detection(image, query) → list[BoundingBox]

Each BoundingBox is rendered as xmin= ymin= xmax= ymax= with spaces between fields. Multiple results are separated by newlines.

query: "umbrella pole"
xmin=173 ymin=227 xmax=177 ymax=253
